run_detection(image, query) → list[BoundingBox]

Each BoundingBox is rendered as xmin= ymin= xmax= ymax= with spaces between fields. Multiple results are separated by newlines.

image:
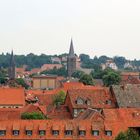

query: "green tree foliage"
xmin=0 ymin=68 xmax=8 ymax=84
xmin=16 ymin=78 xmax=29 ymax=89
xmin=113 ymin=56 xmax=127 ymax=69
xmin=41 ymin=67 xmax=67 ymax=77
xmin=90 ymin=65 xmax=104 ymax=79
xmin=53 ymin=90 xmax=66 ymax=107
xmin=103 ymin=70 xmax=121 ymax=86
xmin=79 ymin=74 xmax=95 ymax=85
xmin=21 ymin=112 xmax=46 ymax=120
xmin=0 ymin=53 xmax=52 ymax=69
xmin=115 ymin=129 xmax=140 ymax=140
xmin=72 ymin=70 xmax=85 ymax=79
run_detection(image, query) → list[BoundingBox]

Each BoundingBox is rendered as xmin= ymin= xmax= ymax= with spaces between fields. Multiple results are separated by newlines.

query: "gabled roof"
xmin=67 ymin=88 xmax=116 ymax=109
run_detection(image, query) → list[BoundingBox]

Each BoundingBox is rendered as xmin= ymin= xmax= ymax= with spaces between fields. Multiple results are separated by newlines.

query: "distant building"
xmin=51 ymin=57 xmax=61 ymax=64
xmin=67 ymin=39 xmax=76 ymax=77
xmin=124 ymin=62 xmax=134 ymax=69
xmin=8 ymin=50 xmax=16 ymax=80
xmin=32 ymin=75 xmax=61 ymax=90
xmin=41 ymin=64 xmax=63 ymax=72
xmin=101 ymin=60 xmax=118 ymax=70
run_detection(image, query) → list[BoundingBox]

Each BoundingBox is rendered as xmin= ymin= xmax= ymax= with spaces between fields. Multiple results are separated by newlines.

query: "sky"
xmin=0 ymin=0 xmax=140 ymax=60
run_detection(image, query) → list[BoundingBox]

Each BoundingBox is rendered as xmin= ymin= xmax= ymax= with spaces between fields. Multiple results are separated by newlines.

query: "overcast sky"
xmin=0 ymin=0 xmax=140 ymax=59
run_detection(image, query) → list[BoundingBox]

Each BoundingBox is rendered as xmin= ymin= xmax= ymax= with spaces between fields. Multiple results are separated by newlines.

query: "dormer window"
xmin=76 ymin=97 xmax=84 ymax=105
xmin=39 ymin=130 xmax=46 ymax=136
xmin=26 ymin=130 xmax=32 ymax=136
xmin=79 ymin=130 xmax=86 ymax=136
xmin=92 ymin=130 xmax=99 ymax=136
xmin=79 ymin=125 xmax=86 ymax=136
xmin=25 ymin=124 xmax=33 ymax=136
xmin=52 ymin=130 xmax=59 ymax=136
xmin=52 ymin=125 xmax=59 ymax=136
xmin=105 ymin=130 xmax=112 ymax=136
xmin=106 ymin=100 xmax=112 ymax=105
xmin=85 ymin=99 xmax=91 ymax=105
xmin=65 ymin=130 xmax=73 ymax=136
xmin=0 ymin=130 xmax=6 ymax=136
xmin=13 ymin=130 xmax=19 ymax=136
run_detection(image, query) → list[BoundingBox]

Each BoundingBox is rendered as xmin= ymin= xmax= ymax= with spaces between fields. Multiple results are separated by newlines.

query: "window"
xmin=92 ymin=130 xmax=99 ymax=136
xmin=76 ymin=98 xmax=84 ymax=105
xmin=52 ymin=130 xmax=59 ymax=136
xmin=39 ymin=130 xmax=46 ymax=136
xmin=13 ymin=130 xmax=19 ymax=136
xmin=86 ymin=100 xmax=91 ymax=105
xmin=26 ymin=130 xmax=32 ymax=136
xmin=73 ymin=109 xmax=78 ymax=117
xmin=65 ymin=130 xmax=73 ymax=136
xmin=79 ymin=130 xmax=86 ymax=136
xmin=105 ymin=131 xmax=112 ymax=136
xmin=106 ymin=100 xmax=112 ymax=105
xmin=0 ymin=130 xmax=6 ymax=136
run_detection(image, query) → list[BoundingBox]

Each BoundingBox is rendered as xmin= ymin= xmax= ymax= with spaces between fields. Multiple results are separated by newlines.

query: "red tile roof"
xmin=0 ymin=87 xmax=25 ymax=106
xmin=66 ymin=88 xmax=116 ymax=109
xmin=0 ymin=108 xmax=21 ymax=120
xmin=41 ymin=64 xmax=63 ymax=71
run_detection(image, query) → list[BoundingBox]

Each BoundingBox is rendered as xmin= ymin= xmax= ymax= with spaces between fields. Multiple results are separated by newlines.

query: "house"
xmin=121 ymin=72 xmax=140 ymax=84
xmin=65 ymin=88 xmax=116 ymax=118
xmin=0 ymin=87 xmax=25 ymax=109
xmin=0 ymin=108 xmax=140 ymax=139
xmin=101 ymin=60 xmax=118 ymax=70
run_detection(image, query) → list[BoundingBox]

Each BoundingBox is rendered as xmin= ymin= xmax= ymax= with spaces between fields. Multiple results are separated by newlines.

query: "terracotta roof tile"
xmin=67 ymin=88 xmax=116 ymax=109
xmin=41 ymin=64 xmax=63 ymax=71
xmin=26 ymin=123 xmax=33 ymax=130
xmin=13 ymin=123 xmax=20 ymax=130
xmin=0 ymin=87 xmax=25 ymax=106
xmin=39 ymin=123 xmax=46 ymax=130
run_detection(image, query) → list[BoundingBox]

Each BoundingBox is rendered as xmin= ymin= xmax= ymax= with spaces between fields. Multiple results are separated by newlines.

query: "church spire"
xmin=8 ymin=50 xmax=16 ymax=80
xmin=67 ymin=39 xmax=76 ymax=77
xmin=68 ymin=38 xmax=75 ymax=57
xmin=10 ymin=50 xmax=15 ymax=66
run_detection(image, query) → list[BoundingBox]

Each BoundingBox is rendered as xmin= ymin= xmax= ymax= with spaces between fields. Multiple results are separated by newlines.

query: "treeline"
xmin=0 ymin=52 xmax=140 ymax=70
xmin=79 ymin=54 xmax=140 ymax=70
xmin=0 ymin=53 xmax=52 ymax=70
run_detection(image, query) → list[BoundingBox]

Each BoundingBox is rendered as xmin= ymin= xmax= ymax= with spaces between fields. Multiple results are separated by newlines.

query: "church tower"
xmin=67 ymin=39 xmax=76 ymax=77
xmin=8 ymin=50 xmax=16 ymax=80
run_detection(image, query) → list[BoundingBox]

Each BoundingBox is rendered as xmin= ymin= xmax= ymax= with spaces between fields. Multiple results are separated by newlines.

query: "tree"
xmin=21 ymin=112 xmax=46 ymax=120
xmin=0 ymin=68 xmax=8 ymax=84
xmin=113 ymin=56 xmax=127 ymax=69
xmin=16 ymin=78 xmax=29 ymax=89
xmin=115 ymin=129 xmax=140 ymax=140
xmin=79 ymin=74 xmax=95 ymax=85
xmin=41 ymin=67 xmax=67 ymax=77
xmin=72 ymin=70 xmax=85 ymax=79
xmin=53 ymin=90 xmax=66 ymax=107
xmin=103 ymin=71 xmax=121 ymax=86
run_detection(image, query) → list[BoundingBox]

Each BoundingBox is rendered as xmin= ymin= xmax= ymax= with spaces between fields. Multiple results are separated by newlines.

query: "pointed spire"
xmin=10 ymin=50 xmax=15 ymax=66
xmin=69 ymin=38 xmax=75 ymax=57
